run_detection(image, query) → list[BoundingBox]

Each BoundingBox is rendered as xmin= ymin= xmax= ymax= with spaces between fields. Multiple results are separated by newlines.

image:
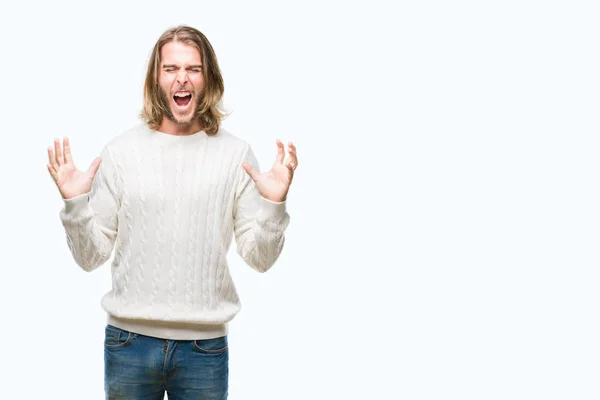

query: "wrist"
xmin=261 ymin=194 xmax=286 ymax=203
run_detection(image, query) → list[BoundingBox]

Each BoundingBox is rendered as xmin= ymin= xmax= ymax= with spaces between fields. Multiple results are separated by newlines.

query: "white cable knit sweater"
xmin=59 ymin=123 xmax=290 ymax=339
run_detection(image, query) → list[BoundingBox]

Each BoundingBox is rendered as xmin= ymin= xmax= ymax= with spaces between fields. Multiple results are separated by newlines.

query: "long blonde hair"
xmin=140 ymin=25 xmax=227 ymax=135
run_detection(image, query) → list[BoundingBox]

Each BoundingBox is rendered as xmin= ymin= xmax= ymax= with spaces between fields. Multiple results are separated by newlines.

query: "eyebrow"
xmin=162 ymin=64 xmax=203 ymax=69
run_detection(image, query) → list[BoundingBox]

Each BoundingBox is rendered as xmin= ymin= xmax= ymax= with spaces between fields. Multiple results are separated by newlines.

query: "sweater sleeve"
xmin=233 ymin=146 xmax=290 ymax=273
xmin=59 ymin=145 xmax=121 ymax=272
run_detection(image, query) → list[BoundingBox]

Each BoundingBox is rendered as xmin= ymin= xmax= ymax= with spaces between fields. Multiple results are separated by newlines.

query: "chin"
xmin=169 ymin=104 xmax=195 ymax=125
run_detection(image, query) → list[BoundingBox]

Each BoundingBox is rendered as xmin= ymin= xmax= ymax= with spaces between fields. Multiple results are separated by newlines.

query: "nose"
xmin=176 ymin=69 xmax=188 ymax=85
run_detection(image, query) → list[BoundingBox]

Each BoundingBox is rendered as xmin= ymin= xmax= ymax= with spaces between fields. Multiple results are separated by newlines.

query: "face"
xmin=158 ymin=41 xmax=205 ymax=127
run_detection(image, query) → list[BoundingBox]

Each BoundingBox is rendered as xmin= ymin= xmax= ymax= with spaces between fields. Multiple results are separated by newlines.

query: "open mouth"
xmin=173 ymin=91 xmax=192 ymax=108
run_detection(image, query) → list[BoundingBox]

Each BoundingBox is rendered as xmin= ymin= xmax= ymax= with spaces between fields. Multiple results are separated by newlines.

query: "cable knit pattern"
xmin=149 ymin=141 xmax=165 ymax=320
xmin=132 ymin=142 xmax=146 ymax=304
xmin=117 ymin=145 xmax=133 ymax=305
xmin=167 ymin=142 xmax=184 ymax=318
xmin=59 ymin=124 xmax=290 ymax=340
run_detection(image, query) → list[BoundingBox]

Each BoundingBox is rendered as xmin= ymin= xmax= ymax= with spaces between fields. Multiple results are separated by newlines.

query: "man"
xmin=46 ymin=25 xmax=297 ymax=399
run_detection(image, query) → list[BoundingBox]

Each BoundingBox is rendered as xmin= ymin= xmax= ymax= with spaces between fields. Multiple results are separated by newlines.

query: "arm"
xmin=59 ymin=145 xmax=120 ymax=272
xmin=233 ymin=146 xmax=291 ymax=273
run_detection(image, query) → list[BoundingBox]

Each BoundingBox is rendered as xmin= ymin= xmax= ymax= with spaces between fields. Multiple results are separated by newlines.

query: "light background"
xmin=1 ymin=0 xmax=599 ymax=399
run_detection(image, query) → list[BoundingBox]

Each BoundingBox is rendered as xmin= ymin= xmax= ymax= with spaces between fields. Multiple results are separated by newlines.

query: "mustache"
xmin=172 ymin=86 xmax=194 ymax=94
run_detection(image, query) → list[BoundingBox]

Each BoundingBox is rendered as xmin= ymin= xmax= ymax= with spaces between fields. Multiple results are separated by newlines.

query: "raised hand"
xmin=47 ymin=137 xmax=102 ymax=200
xmin=242 ymin=139 xmax=298 ymax=203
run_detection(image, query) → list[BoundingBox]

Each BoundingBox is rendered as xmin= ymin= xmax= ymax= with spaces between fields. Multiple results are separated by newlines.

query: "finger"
xmin=63 ymin=137 xmax=73 ymax=165
xmin=48 ymin=146 xmax=59 ymax=171
xmin=242 ymin=162 xmax=258 ymax=181
xmin=275 ymin=139 xmax=285 ymax=164
xmin=286 ymin=161 xmax=296 ymax=173
xmin=54 ymin=138 xmax=64 ymax=166
xmin=288 ymin=141 xmax=297 ymax=154
xmin=287 ymin=142 xmax=298 ymax=170
xmin=47 ymin=163 xmax=58 ymax=182
xmin=87 ymin=157 xmax=102 ymax=177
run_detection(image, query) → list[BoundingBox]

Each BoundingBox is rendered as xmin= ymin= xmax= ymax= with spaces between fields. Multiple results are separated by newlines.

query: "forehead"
xmin=160 ymin=41 xmax=202 ymax=65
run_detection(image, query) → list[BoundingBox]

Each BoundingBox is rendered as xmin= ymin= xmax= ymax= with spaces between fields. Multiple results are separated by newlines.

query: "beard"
xmin=158 ymin=86 xmax=204 ymax=126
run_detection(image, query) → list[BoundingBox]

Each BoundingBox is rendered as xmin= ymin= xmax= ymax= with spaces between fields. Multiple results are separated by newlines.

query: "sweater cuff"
xmin=62 ymin=192 xmax=92 ymax=217
xmin=257 ymin=196 xmax=287 ymax=222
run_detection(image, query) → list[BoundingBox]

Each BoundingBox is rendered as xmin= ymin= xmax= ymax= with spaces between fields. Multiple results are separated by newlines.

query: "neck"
xmin=157 ymin=117 xmax=203 ymax=136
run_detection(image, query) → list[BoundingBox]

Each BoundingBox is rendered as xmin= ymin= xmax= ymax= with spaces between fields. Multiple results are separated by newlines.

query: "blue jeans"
xmin=104 ymin=324 xmax=228 ymax=399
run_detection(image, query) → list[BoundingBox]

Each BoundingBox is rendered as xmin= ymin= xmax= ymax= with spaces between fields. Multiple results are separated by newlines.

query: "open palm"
xmin=47 ymin=137 xmax=102 ymax=200
xmin=242 ymin=139 xmax=298 ymax=203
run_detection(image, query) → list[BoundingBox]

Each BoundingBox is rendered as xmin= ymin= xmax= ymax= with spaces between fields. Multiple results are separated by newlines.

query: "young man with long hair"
xmin=46 ymin=25 xmax=297 ymax=399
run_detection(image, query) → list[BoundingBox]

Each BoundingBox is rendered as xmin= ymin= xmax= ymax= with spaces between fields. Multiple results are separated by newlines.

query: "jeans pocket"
xmin=104 ymin=324 xmax=133 ymax=349
xmin=193 ymin=336 xmax=228 ymax=354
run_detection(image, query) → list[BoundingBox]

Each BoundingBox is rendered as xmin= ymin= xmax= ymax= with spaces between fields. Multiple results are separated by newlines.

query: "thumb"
xmin=242 ymin=162 xmax=258 ymax=182
xmin=87 ymin=157 xmax=102 ymax=177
